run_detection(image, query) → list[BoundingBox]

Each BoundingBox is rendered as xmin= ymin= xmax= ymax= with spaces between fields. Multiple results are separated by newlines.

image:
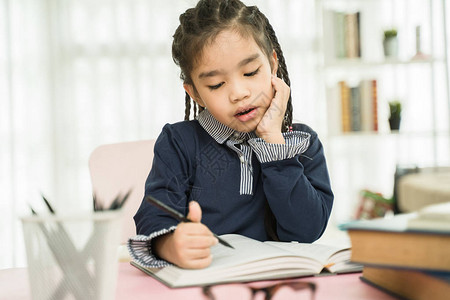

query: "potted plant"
xmin=383 ymin=29 xmax=398 ymax=58
xmin=388 ymin=100 xmax=402 ymax=131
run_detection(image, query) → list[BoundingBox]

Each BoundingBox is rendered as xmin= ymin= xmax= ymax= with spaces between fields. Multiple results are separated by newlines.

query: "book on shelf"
xmin=322 ymin=10 xmax=361 ymax=61
xmin=359 ymin=80 xmax=378 ymax=132
xmin=334 ymin=11 xmax=346 ymax=59
xmin=340 ymin=211 xmax=450 ymax=272
xmin=326 ymin=84 xmax=342 ymax=136
xmin=355 ymin=12 xmax=361 ymax=57
xmin=322 ymin=10 xmax=342 ymax=60
xmin=361 ymin=266 xmax=450 ymax=300
xmin=371 ymin=79 xmax=378 ymax=131
xmin=329 ymin=79 xmax=378 ymax=134
xmin=339 ymin=81 xmax=352 ymax=133
xmin=131 ymin=234 xmax=362 ymax=288
xmin=344 ymin=12 xmax=361 ymax=59
xmin=350 ymin=86 xmax=361 ymax=131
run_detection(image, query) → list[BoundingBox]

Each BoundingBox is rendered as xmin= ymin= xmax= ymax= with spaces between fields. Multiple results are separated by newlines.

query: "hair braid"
xmin=184 ymin=92 xmax=191 ymax=121
xmin=193 ymin=100 xmax=198 ymax=118
xmin=262 ymin=16 xmax=293 ymax=132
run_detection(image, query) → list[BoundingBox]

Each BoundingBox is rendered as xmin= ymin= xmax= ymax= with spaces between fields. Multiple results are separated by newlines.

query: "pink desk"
xmin=1 ymin=262 xmax=397 ymax=299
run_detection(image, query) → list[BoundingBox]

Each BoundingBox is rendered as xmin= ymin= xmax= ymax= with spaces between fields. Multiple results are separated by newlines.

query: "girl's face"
xmin=184 ymin=29 xmax=278 ymax=132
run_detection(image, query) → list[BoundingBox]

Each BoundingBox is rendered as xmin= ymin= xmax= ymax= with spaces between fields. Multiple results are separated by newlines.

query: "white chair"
xmin=88 ymin=139 xmax=156 ymax=260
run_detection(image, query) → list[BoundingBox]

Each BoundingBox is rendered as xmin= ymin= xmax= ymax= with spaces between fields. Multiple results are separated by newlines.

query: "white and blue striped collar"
xmin=197 ymin=109 xmax=256 ymax=144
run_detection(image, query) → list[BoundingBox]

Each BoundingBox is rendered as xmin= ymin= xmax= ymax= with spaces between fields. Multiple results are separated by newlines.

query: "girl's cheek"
xmin=262 ymin=92 xmax=273 ymax=108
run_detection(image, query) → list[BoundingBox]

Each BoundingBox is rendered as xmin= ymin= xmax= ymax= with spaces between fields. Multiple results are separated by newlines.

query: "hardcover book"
xmin=361 ymin=266 xmax=450 ymax=300
xmin=340 ymin=211 xmax=450 ymax=272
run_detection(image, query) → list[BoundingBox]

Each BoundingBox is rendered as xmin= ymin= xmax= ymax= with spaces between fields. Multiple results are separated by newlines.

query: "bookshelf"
xmin=315 ymin=0 xmax=450 ymax=222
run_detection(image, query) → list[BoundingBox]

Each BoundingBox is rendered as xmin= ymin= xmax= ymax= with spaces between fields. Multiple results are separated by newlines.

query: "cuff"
xmin=248 ymin=131 xmax=311 ymax=163
xmin=127 ymin=226 xmax=177 ymax=268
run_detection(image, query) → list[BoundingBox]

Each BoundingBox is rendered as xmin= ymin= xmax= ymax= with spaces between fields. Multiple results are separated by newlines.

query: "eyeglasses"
xmin=202 ymin=281 xmax=316 ymax=300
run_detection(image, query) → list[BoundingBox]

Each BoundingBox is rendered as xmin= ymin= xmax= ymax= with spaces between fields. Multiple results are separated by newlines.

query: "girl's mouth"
xmin=234 ymin=107 xmax=258 ymax=122
xmin=235 ymin=107 xmax=256 ymax=117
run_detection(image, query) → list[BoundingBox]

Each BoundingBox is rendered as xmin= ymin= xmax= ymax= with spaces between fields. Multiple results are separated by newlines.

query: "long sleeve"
xmin=127 ymin=227 xmax=176 ymax=268
xmin=128 ymin=120 xmax=333 ymax=268
xmin=134 ymin=124 xmax=195 ymax=236
xmin=129 ymin=123 xmax=196 ymax=267
xmin=249 ymin=124 xmax=333 ymax=242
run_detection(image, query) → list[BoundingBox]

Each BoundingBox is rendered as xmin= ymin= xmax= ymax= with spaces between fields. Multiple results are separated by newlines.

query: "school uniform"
xmin=128 ymin=109 xmax=333 ymax=267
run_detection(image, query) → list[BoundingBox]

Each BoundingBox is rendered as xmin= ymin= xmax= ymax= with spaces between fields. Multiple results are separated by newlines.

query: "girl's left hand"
xmin=255 ymin=75 xmax=290 ymax=144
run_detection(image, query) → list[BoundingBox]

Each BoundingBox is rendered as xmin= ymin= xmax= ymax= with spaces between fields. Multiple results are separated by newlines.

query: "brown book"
xmin=340 ymin=213 xmax=450 ymax=272
xmin=371 ymin=79 xmax=378 ymax=132
xmin=339 ymin=81 xmax=351 ymax=132
xmin=361 ymin=266 xmax=450 ymax=300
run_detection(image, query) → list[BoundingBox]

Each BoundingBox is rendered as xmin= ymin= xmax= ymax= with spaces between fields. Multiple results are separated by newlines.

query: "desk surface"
xmin=1 ymin=262 xmax=397 ymax=300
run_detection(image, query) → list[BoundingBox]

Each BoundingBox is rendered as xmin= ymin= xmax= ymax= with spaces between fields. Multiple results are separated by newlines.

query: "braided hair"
xmin=172 ymin=0 xmax=293 ymax=132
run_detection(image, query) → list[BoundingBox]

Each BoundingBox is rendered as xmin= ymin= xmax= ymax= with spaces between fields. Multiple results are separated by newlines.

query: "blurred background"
xmin=1 ymin=0 xmax=449 ymax=269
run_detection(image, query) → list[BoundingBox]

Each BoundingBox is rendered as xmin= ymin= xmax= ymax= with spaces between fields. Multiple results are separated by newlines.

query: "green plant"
xmin=388 ymin=100 xmax=402 ymax=119
xmin=384 ymin=29 xmax=398 ymax=39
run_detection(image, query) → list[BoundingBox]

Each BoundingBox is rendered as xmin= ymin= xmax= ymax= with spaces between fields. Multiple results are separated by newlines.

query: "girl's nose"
xmin=228 ymin=80 xmax=250 ymax=102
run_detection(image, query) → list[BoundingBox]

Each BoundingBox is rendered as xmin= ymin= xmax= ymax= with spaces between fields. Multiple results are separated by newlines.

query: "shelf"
xmin=316 ymin=0 xmax=450 ymax=226
xmin=322 ymin=57 xmax=443 ymax=70
xmin=326 ymin=130 xmax=450 ymax=140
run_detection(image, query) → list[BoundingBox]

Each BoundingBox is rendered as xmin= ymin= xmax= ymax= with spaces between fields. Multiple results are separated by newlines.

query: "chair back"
xmin=89 ymin=140 xmax=155 ymax=244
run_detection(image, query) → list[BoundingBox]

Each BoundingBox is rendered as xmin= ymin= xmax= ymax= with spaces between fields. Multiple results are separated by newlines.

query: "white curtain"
xmin=3 ymin=0 xmax=450 ymax=270
xmin=1 ymin=0 xmax=320 ymax=269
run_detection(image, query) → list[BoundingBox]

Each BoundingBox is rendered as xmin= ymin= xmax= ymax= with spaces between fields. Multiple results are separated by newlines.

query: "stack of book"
xmin=341 ymin=202 xmax=450 ymax=300
xmin=327 ymin=79 xmax=378 ymax=134
xmin=322 ymin=10 xmax=361 ymax=60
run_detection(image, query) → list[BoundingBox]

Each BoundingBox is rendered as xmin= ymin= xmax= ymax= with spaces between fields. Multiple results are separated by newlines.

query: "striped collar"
xmin=197 ymin=109 xmax=256 ymax=144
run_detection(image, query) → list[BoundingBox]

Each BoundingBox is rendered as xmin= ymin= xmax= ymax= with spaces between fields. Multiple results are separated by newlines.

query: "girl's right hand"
xmin=153 ymin=201 xmax=218 ymax=269
xmin=255 ymin=75 xmax=290 ymax=144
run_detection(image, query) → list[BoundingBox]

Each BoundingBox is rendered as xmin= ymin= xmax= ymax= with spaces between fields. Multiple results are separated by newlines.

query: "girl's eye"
xmin=208 ymin=82 xmax=224 ymax=90
xmin=244 ymin=68 xmax=260 ymax=77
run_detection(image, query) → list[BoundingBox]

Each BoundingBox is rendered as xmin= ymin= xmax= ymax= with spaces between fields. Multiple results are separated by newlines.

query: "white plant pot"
xmin=383 ymin=37 xmax=398 ymax=58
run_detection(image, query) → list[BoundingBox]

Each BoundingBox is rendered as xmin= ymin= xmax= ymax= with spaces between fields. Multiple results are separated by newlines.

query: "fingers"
xmin=154 ymin=202 xmax=218 ymax=269
xmin=179 ymin=252 xmax=213 ymax=269
xmin=255 ymin=75 xmax=290 ymax=143
xmin=176 ymin=222 xmax=216 ymax=243
xmin=172 ymin=222 xmax=218 ymax=269
xmin=271 ymin=75 xmax=290 ymax=112
xmin=187 ymin=200 xmax=202 ymax=223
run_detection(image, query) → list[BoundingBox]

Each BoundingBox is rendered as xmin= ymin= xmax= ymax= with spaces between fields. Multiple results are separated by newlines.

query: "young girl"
xmin=128 ymin=0 xmax=333 ymax=269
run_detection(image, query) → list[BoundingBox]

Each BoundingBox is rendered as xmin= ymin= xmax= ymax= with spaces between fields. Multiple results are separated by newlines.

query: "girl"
xmin=128 ymin=0 xmax=333 ymax=269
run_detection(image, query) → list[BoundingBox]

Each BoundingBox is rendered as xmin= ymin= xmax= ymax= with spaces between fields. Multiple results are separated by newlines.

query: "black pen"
xmin=145 ymin=195 xmax=234 ymax=249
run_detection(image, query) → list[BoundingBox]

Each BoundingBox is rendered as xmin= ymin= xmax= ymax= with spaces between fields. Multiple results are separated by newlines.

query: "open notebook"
xmin=131 ymin=234 xmax=362 ymax=288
